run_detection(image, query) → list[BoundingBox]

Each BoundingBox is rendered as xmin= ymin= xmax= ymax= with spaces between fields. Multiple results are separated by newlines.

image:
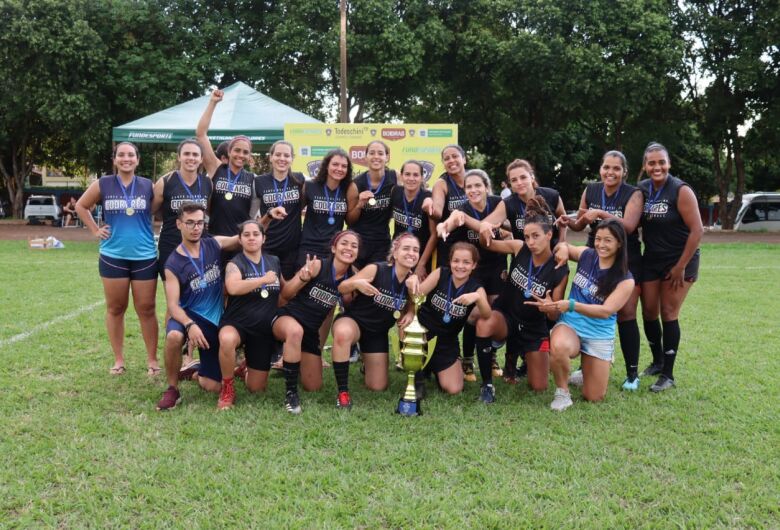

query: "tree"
xmin=676 ymin=0 xmax=776 ymax=228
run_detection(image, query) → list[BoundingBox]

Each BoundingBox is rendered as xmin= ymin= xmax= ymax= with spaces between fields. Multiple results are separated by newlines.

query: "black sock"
xmin=333 ymin=361 xmax=350 ymax=392
xmin=462 ymin=323 xmax=476 ymax=362
xmin=643 ymin=318 xmax=664 ymax=367
xmin=618 ymin=319 xmax=640 ymax=379
xmin=475 ymin=337 xmax=493 ymax=385
xmin=504 ymin=350 xmax=518 ymax=377
xmin=283 ymin=361 xmax=300 ymax=394
xmin=662 ymin=320 xmax=680 ymax=379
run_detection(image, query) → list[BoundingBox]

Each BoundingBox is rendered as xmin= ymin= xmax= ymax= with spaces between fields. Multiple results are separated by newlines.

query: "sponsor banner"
xmin=285 ymin=123 xmax=458 ymax=184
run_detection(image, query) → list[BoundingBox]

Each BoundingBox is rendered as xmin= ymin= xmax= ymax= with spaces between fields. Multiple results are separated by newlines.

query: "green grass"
xmin=1 ymin=241 xmax=779 ymax=528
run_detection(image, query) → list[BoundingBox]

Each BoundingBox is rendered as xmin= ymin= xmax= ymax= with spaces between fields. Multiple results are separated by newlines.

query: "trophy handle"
xmin=421 ymin=335 xmax=436 ymax=370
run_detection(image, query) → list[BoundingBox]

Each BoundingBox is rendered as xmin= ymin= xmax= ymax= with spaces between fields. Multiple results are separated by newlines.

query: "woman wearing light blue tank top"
xmin=76 ymin=142 xmax=160 ymax=377
xmin=527 ymin=219 xmax=634 ymax=412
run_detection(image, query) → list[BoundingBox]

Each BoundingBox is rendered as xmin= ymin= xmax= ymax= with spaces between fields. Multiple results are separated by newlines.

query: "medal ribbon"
xmin=402 ymin=189 xmax=421 ymax=232
xmin=601 ymin=183 xmax=622 ymax=211
xmin=645 ymin=180 xmax=667 ymax=211
xmin=446 ymin=175 xmax=465 ymax=207
xmin=468 ymin=199 xmax=491 ymax=221
xmin=243 ymin=254 xmax=266 ymax=280
xmin=368 ymin=171 xmax=387 ymax=197
xmin=225 ymin=166 xmax=242 ymax=194
xmin=389 ymin=264 xmax=407 ymax=313
xmin=180 ymin=243 xmax=206 ymax=286
xmin=444 ymin=275 xmax=467 ymax=319
xmin=324 ymin=184 xmax=341 ymax=220
xmin=272 ymin=175 xmax=289 ymax=208
xmin=176 ymin=172 xmax=202 ymax=202
xmin=331 ymin=261 xmax=351 ymax=310
xmin=116 ymin=175 xmax=137 ymax=211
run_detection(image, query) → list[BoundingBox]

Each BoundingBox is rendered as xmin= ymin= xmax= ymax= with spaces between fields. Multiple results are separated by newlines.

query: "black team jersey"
xmin=222 ymin=253 xmax=282 ymax=328
xmin=254 ymin=172 xmax=304 ymax=255
xmin=209 ymin=164 xmax=255 ymax=236
xmin=418 ymin=267 xmax=481 ymax=338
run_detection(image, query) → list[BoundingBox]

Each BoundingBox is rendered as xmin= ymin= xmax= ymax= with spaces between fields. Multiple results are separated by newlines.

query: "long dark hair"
xmin=594 ymin=219 xmax=628 ymax=299
xmin=315 ymin=148 xmax=353 ymax=192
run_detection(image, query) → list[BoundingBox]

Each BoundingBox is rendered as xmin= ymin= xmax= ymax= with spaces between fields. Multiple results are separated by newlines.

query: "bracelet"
xmin=184 ymin=321 xmax=195 ymax=334
xmin=569 ymin=299 xmax=576 ymax=313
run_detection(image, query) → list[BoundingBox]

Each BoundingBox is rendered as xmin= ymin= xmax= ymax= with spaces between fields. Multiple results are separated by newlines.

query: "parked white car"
xmin=715 ymin=192 xmax=780 ymax=231
xmin=24 ymin=195 xmax=61 ymax=224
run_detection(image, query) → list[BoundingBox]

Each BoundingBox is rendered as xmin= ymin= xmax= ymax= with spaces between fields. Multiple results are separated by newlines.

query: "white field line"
xmin=0 ymin=300 xmax=103 ymax=348
xmin=705 ymin=265 xmax=780 ymax=270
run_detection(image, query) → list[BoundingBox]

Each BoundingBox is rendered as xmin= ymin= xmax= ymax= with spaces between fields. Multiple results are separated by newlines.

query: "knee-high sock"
xmin=333 ymin=361 xmax=349 ymax=392
xmin=618 ymin=319 xmax=640 ymax=379
xmin=662 ymin=319 xmax=680 ymax=379
xmin=283 ymin=361 xmax=300 ymax=393
xmin=475 ymin=337 xmax=493 ymax=385
xmin=643 ymin=318 xmax=664 ymax=367
xmin=462 ymin=323 xmax=476 ymax=361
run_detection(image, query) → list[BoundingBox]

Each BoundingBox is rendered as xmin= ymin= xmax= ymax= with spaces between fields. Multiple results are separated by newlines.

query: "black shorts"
xmin=335 ymin=313 xmax=390 ymax=354
xmin=475 ymin=265 xmax=504 ymax=296
xmin=628 ymin=253 xmax=643 ymax=284
xmin=167 ymin=313 xmax=221 ymax=382
xmin=355 ymin=239 xmax=390 ymax=269
xmin=426 ymin=335 xmax=460 ymax=374
xmin=274 ymin=309 xmax=322 ymax=357
xmin=642 ymin=249 xmax=700 ymax=283
xmin=493 ymin=305 xmax=549 ymax=356
xmin=158 ymin=244 xmax=175 ymax=280
xmin=99 ymin=254 xmax=158 ymax=281
xmin=219 ymin=319 xmax=275 ymax=371
xmin=274 ymin=248 xmax=300 ymax=281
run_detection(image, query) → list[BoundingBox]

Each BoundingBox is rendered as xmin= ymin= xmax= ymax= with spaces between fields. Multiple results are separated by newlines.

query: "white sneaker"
xmin=568 ymin=369 xmax=583 ymax=387
xmin=550 ymin=388 xmax=573 ymax=411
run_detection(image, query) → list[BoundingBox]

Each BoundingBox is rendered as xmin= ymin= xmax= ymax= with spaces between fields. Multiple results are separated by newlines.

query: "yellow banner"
xmin=284 ymin=123 xmax=458 ymax=184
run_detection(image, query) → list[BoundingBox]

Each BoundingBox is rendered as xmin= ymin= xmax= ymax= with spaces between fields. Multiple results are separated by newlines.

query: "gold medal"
xmin=393 ymin=310 xmax=401 ymax=319
xmin=225 ymin=192 xmax=233 ymax=201
xmin=125 ymin=207 xmax=135 ymax=216
xmin=368 ymin=197 xmax=377 ymax=206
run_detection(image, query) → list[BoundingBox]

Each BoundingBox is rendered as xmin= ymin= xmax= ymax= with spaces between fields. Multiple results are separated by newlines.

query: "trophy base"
xmin=396 ymin=398 xmax=422 ymax=417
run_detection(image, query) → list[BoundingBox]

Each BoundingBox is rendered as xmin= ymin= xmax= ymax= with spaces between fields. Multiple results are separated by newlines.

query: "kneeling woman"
xmin=474 ymin=198 xmax=569 ymax=399
xmin=217 ymin=220 xmax=282 ymax=410
xmin=533 ymin=220 xmax=634 ymax=411
xmin=330 ymin=233 xmax=420 ymax=408
xmin=406 ymin=242 xmax=491 ymax=396
xmin=272 ymin=231 xmax=359 ymax=414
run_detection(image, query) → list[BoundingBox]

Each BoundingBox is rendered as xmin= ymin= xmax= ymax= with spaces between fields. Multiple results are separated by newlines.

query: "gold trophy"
xmin=396 ymin=294 xmax=436 ymax=416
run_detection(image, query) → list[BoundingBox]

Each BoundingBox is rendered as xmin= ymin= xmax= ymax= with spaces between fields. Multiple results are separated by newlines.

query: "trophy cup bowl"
xmin=396 ymin=295 xmax=435 ymax=416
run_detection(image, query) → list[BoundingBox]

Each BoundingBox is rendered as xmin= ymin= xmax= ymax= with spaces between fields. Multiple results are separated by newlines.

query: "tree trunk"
xmin=729 ymin=135 xmax=746 ymax=225
xmin=713 ymin=142 xmax=732 ymax=229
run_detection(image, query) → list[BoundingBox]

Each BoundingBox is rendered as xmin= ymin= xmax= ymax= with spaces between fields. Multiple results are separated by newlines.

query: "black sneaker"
xmin=479 ymin=383 xmax=496 ymax=404
xmin=349 ymin=343 xmax=360 ymax=364
xmin=516 ymin=361 xmax=528 ymax=378
xmin=285 ymin=390 xmax=302 ymax=414
xmin=650 ymin=375 xmax=676 ymax=393
xmin=641 ymin=363 xmax=663 ymax=377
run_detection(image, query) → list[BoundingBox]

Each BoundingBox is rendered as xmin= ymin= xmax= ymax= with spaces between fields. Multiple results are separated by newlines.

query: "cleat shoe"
xmin=233 ymin=359 xmax=247 ymax=381
xmin=650 ymin=375 xmax=676 ymax=393
xmin=641 ymin=363 xmax=663 ymax=377
xmin=550 ymin=388 xmax=573 ymax=411
xmin=156 ymin=385 xmax=182 ymax=411
xmin=285 ymin=390 xmax=302 ymax=414
xmin=462 ymin=360 xmax=477 ymax=382
xmin=568 ymin=369 xmax=584 ymax=387
xmin=349 ymin=344 xmax=360 ymax=363
xmin=479 ymin=383 xmax=496 ymax=404
xmin=217 ymin=380 xmax=235 ymax=410
xmin=622 ymin=376 xmax=640 ymax=392
xmin=503 ymin=374 xmax=518 ymax=385
xmin=491 ymin=358 xmax=503 ymax=378
xmin=336 ymin=391 xmax=352 ymax=409
xmin=178 ymin=359 xmax=200 ymax=382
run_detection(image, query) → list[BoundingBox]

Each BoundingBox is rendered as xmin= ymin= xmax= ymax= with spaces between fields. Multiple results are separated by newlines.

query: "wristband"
xmin=569 ymin=299 xmax=575 ymax=313
xmin=184 ymin=321 xmax=195 ymax=334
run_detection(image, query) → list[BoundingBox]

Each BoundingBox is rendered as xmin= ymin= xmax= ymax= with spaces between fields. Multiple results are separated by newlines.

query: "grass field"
xmin=1 ymin=240 xmax=779 ymax=528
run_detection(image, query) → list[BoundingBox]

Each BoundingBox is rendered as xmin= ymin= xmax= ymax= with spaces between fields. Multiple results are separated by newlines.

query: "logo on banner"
xmin=349 ymin=145 xmax=368 ymax=168
xmin=326 ymin=129 xmax=332 ymax=136
xmin=370 ymin=129 xmax=377 ymax=136
xmin=382 ymin=128 xmax=406 ymax=141
xmin=306 ymin=160 xmax=322 ymax=179
xmin=421 ymin=161 xmax=435 ymax=182
xmin=409 ymin=129 xmax=415 ymax=137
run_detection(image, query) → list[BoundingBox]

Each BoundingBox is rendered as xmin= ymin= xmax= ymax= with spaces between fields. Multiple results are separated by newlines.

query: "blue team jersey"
xmin=560 ymin=248 xmax=632 ymax=339
xmin=98 ymin=175 xmax=157 ymax=260
xmin=164 ymin=236 xmax=224 ymax=326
